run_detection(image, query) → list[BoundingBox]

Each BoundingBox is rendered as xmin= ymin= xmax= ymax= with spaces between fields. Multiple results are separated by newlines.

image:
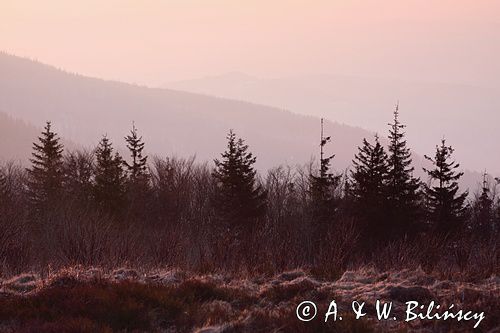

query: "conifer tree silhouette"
xmin=308 ymin=118 xmax=341 ymax=255
xmin=213 ymin=130 xmax=266 ymax=230
xmin=350 ymin=134 xmax=389 ymax=245
xmin=124 ymin=124 xmax=151 ymax=219
xmin=94 ymin=135 xmax=126 ymax=215
xmin=27 ymin=122 xmax=64 ymax=212
xmin=386 ymin=104 xmax=421 ymax=238
xmin=310 ymin=119 xmax=340 ymax=223
xmin=471 ymin=171 xmax=493 ymax=237
xmin=423 ymin=139 xmax=468 ymax=234
xmin=124 ymin=123 xmax=149 ymax=186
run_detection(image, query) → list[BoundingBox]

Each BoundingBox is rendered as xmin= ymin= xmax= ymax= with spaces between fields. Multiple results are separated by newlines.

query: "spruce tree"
xmin=350 ymin=134 xmax=389 ymax=244
xmin=124 ymin=124 xmax=149 ymax=186
xmin=423 ymin=139 xmax=468 ymax=234
xmin=471 ymin=172 xmax=493 ymax=237
xmin=124 ymin=124 xmax=151 ymax=220
xmin=27 ymin=122 xmax=64 ymax=212
xmin=309 ymin=119 xmax=341 ymax=222
xmin=213 ymin=130 xmax=266 ymax=229
xmin=93 ymin=136 xmax=126 ymax=215
xmin=386 ymin=104 xmax=421 ymax=238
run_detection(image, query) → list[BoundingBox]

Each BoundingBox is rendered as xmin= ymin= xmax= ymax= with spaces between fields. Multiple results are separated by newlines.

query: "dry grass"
xmin=0 ymin=267 xmax=497 ymax=332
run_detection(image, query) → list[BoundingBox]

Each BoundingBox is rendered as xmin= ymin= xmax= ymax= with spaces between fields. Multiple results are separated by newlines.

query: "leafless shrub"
xmin=0 ymin=154 xmax=498 ymax=281
xmin=48 ymin=203 xmax=113 ymax=267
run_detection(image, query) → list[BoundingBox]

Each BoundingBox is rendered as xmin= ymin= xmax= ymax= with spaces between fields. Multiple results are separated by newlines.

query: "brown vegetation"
xmin=0 ymin=267 xmax=497 ymax=332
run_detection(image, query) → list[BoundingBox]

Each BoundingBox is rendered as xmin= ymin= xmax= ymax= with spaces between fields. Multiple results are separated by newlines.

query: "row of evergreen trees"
xmin=15 ymin=106 xmax=499 ymax=248
xmin=26 ymin=123 xmax=150 ymax=218
xmin=317 ymin=105 xmax=496 ymax=245
xmin=347 ymin=107 xmax=468 ymax=245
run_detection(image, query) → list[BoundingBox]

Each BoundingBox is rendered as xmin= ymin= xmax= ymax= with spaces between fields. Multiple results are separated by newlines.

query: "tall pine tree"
xmin=93 ymin=136 xmax=126 ymax=216
xmin=124 ymin=124 xmax=149 ymax=186
xmin=309 ymin=119 xmax=341 ymax=223
xmin=27 ymin=122 xmax=64 ymax=212
xmin=213 ymin=130 xmax=266 ymax=229
xmin=350 ymin=134 xmax=389 ymax=245
xmin=124 ymin=124 xmax=151 ymax=219
xmin=386 ymin=104 xmax=421 ymax=239
xmin=423 ymin=139 xmax=468 ymax=234
xmin=471 ymin=172 xmax=493 ymax=237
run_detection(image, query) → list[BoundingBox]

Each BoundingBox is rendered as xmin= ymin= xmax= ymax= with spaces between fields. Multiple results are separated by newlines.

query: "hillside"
xmin=165 ymin=73 xmax=500 ymax=175
xmin=0 ymin=53 xmax=371 ymax=172
xmin=0 ymin=112 xmax=40 ymax=163
xmin=0 ymin=53 xmax=485 ymax=192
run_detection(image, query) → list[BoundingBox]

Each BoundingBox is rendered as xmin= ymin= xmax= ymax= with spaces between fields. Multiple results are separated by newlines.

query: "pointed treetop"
xmin=27 ymin=121 xmax=64 ymax=209
xmin=423 ymin=138 xmax=468 ymax=233
xmin=482 ymin=170 xmax=488 ymax=189
xmin=125 ymin=123 xmax=148 ymax=183
xmin=213 ymin=129 xmax=265 ymax=225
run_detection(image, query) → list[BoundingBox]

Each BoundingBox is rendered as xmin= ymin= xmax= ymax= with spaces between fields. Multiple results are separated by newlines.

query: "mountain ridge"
xmin=0 ymin=52 xmax=370 ymax=172
xmin=165 ymin=72 xmax=500 ymax=175
xmin=0 ymin=53 xmax=488 ymax=193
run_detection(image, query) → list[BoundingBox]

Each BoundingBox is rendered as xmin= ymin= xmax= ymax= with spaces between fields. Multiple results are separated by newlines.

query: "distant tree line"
xmin=0 ymin=105 xmax=498 ymax=277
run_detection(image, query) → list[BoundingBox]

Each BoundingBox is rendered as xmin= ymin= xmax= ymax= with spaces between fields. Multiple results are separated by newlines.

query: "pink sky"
xmin=1 ymin=0 xmax=499 ymax=86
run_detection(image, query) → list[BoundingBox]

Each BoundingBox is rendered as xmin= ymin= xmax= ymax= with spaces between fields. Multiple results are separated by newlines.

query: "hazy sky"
xmin=2 ymin=0 xmax=499 ymax=86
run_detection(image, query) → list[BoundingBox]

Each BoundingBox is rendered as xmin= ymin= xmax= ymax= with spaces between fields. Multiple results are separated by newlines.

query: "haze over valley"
xmin=0 ymin=53 xmax=370 ymax=173
xmin=1 ymin=0 xmax=499 ymax=191
xmin=166 ymin=72 xmax=500 ymax=175
xmin=0 ymin=53 xmax=490 ymax=193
